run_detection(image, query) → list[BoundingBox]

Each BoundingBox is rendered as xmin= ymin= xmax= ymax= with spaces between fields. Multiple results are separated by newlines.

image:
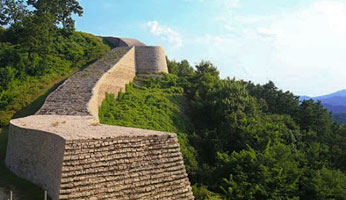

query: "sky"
xmin=75 ymin=0 xmax=346 ymax=97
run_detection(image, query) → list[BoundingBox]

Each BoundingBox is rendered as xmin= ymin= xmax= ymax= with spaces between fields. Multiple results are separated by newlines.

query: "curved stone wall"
xmin=136 ymin=46 xmax=168 ymax=74
xmin=37 ymin=39 xmax=168 ymax=119
xmin=36 ymin=47 xmax=132 ymax=117
xmin=88 ymin=47 xmax=136 ymax=120
xmin=6 ymin=116 xmax=194 ymax=200
xmin=5 ymin=37 xmax=193 ymax=200
xmin=5 ymin=122 xmax=66 ymax=200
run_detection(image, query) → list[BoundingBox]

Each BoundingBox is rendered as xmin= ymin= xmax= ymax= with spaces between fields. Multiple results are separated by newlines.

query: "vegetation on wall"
xmin=100 ymin=59 xmax=346 ymax=200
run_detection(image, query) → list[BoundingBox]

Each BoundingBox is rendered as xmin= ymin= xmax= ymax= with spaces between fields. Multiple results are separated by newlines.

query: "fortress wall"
xmin=59 ymin=135 xmax=193 ymax=200
xmin=5 ymin=115 xmax=194 ymax=200
xmin=103 ymin=37 xmax=146 ymax=47
xmin=36 ymin=42 xmax=169 ymax=119
xmin=135 ymin=46 xmax=168 ymax=74
xmin=5 ymin=123 xmax=66 ymax=200
xmin=103 ymin=37 xmax=124 ymax=47
xmin=88 ymin=47 xmax=136 ymax=120
xmin=36 ymin=47 xmax=130 ymax=117
xmin=6 ymin=37 xmax=193 ymax=199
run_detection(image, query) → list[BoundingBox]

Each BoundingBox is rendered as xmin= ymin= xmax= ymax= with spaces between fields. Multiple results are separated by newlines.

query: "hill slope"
xmin=0 ymin=31 xmax=112 ymax=199
xmin=99 ymin=60 xmax=346 ymax=200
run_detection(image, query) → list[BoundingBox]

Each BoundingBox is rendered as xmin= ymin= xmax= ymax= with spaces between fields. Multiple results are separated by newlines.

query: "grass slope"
xmin=0 ymin=32 xmax=111 ymax=127
xmin=99 ymin=74 xmax=198 ymax=176
xmin=0 ymin=32 xmax=112 ymax=199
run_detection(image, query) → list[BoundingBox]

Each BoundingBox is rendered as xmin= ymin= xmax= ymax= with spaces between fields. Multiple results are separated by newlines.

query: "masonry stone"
xmin=5 ymin=37 xmax=193 ymax=200
xmin=103 ymin=37 xmax=146 ymax=47
xmin=135 ymin=46 xmax=168 ymax=74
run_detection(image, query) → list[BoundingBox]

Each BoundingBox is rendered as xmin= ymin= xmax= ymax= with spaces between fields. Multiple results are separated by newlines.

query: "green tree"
xmin=195 ymin=60 xmax=219 ymax=77
xmin=0 ymin=0 xmax=27 ymax=26
xmin=27 ymin=0 xmax=83 ymax=31
xmin=246 ymin=81 xmax=299 ymax=116
xmin=167 ymin=59 xmax=195 ymax=77
xmin=15 ymin=13 xmax=55 ymax=75
xmin=221 ymin=143 xmax=301 ymax=200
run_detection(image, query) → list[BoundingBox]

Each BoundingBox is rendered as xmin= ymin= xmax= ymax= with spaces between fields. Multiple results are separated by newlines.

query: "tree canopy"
xmin=101 ymin=59 xmax=346 ymax=199
xmin=1 ymin=0 xmax=82 ymax=30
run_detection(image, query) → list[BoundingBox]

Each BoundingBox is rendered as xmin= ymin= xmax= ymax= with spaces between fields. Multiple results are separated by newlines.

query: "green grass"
xmin=99 ymin=75 xmax=192 ymax=133
xmin=0 ymin=33 xmax=113 ymax=199
xmin=99 ymin=74 xmax=198 ymax=176
xmin=0 ymin=31 xmax=111 ymax=127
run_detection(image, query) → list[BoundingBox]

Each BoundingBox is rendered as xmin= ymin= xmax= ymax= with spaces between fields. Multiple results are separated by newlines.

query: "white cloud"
xmin=145 ymin=21 xmax=183 ymax=48
xmin=226 ymin=0 xmax=240 ymax=9
xmin=199 ymin=0 xmax=346 ymax=96
xmin=148 ymin=0 xmax=346 ymax=96
xmin=224 ymin=24 xmax=236 ymax=31
xmin=181 ymin=0 xmax=240 ymax=9
xmin=254 ymin=0 xmax=346 ymax=95
xmin=256 ymin=27 xmax=281 ymax=39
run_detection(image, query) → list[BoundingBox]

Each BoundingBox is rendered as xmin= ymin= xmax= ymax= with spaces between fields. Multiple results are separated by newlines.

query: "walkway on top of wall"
xmin=36 ymin=47 xmax=131 ymax=116
xmin=36 ymin=37 xmax=168 ymax=120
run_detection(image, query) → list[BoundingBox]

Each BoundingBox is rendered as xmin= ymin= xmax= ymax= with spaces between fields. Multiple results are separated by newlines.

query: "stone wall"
xmin=103 ymin=37 xmax=146 ymax=47
xmin=36 ymin=39 xmax=169 ymax=118
xmin=36 ymin=47 xmax=131 ymax=116
xmin=6 ymin=115 xmax=194 ymax=200
xmin=5 ymin=123 xmax=66 ymax=200
xmin=5 ymin=37 xmax=193 ymax=200
xmin=135 ymin=46 xmax=168 ymax=74
xmin=88 ymin=47 xmax=136 ymax=120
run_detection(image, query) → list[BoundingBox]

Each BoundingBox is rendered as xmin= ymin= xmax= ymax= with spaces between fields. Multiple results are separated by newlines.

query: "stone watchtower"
xmin=5 ymin=37 xmax=194 ymax=199
xmin=104 ymin=37 xmax=168 ymax=74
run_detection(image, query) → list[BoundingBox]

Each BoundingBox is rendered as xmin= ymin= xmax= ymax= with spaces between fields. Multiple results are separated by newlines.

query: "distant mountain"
xmin=322 ymin=103 xmax=346 ymax=114
xmin=299 ymin=90 xmax=346 ymax=124
xmin=313 ymin=89 xmax=346 ymax=100
xmin=299 ymin=95 xmax=311 ymax=101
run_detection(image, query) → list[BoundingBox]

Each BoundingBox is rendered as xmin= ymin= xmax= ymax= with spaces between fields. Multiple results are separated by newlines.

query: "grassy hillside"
xmin=99 ymin=75 xmax=191 ymax=133
xmin=0 ymin=31 xmax=112 ymax=199
xmin=99 ymin=74 xmax=199 ymax=176
xmin=98 ymin=74 xmax=223 ymax=199
xmin=0 ymin=31 xmax=111 ymax=127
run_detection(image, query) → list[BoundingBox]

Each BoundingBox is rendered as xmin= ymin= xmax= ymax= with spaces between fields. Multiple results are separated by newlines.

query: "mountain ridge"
xmin=299 ymin=89 xmax=346 ymax=124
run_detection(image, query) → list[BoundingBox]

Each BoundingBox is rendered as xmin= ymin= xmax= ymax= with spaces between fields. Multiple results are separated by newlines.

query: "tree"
xmin=220 ymin=143 xmax=301 ymax=200
xmin=167 ymin=59 xmax=195 ymax=78
xmin=0 ymin=0 xmax=28 ymax=26
xmin=195 ymin=60 xmax=219 ymax=77
xmin=246 ymin=80 xmax=300 ymax=116
xmin=27 ymin=0 xmax=83 ymax=31
xmin=16 ymin=13 xmax=55 ymax=75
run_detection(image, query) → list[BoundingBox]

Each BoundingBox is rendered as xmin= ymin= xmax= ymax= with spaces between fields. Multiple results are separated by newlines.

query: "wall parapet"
xmin=36 ymin=47 xmax=131 ymax=117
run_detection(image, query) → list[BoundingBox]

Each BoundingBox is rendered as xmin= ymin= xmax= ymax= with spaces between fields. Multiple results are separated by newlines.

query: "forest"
xmin=100 ymin=60 xmax=346 ymax=199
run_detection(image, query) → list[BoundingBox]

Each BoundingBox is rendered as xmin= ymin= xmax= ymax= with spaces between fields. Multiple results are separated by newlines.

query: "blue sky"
xmin=76 ymin=0 xmax=346 ymax=96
